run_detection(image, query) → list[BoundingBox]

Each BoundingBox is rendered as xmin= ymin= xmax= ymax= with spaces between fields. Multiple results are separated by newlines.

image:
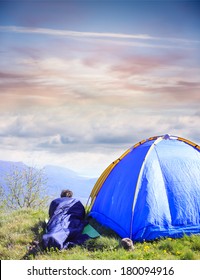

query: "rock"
xmin=121 ymin=238 xmax=134 ymax=251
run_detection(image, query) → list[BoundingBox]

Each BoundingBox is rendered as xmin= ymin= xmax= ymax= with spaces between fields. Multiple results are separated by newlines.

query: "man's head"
xmin=60 ymin=189 xmax=73 ymax=198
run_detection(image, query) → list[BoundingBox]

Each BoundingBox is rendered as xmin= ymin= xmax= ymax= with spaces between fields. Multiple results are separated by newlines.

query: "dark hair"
xmin=60 ymin=189 xmax=73 ymax=198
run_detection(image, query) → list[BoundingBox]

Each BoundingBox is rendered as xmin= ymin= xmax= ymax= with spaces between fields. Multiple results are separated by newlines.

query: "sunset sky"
xmin=0 ymin=0 xmax=200 ymax=177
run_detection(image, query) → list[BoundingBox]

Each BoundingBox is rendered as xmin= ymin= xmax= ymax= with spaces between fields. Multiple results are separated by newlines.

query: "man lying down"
xmin=42 ymin=189 xmax=89 ymax=250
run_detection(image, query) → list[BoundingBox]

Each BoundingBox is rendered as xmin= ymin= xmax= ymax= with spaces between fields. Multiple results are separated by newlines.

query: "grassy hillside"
xmin=0 ymin=208 xmax=200 ymax=260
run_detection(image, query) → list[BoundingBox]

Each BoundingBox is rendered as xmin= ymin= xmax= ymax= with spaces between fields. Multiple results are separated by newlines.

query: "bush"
xmin=0 ymin=165 xmax=49 ymax=210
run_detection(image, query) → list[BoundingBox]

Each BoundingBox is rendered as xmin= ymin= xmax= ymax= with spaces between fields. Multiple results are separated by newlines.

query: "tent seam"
xmin=129 ymin=137 xmax=163 ymax=239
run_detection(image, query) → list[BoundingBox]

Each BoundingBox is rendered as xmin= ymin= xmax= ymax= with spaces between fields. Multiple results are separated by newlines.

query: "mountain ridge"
xmin=0 ymin=160 xmax=97 ymax=204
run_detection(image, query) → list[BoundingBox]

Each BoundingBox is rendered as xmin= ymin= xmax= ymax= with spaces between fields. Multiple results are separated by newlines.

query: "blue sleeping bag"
xmin=42 ymin=197 xmax=89 ymax=250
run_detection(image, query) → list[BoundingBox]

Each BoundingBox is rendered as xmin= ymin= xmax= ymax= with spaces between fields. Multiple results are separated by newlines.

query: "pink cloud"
xmin=110 ymin=53 xmax=185 ymax=77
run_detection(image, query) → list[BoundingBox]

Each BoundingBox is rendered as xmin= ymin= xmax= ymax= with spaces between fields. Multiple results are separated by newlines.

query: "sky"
xmin=0 ymin=0 xmax=200 ymax=177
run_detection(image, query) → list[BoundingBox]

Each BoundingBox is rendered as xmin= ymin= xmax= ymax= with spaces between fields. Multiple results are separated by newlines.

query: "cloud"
xmin=0 ymin=25 xmax=199 ymax=176
xmin=1 ymin=49 xmax=199 ymax=114
xmin=110 ymin=53 xmax=183 ymax=76
xmin=177 ymin=81 xmax=200 ymax=88
xmin=0 ymin=71 xmax=25 ymax=79
xmin=0 ymin=25 xmax=199 ymax=50
xmin=0 ymin=99 xmax=199 ymax=177
xmin=0 ymin=25 xmax=156 ymax=39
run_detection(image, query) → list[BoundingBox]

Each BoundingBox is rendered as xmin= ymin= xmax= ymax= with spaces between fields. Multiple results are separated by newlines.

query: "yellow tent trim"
xmin=86 ymin=136 xmax=162 ymax=210
xmin=86 ymin=148 xmax=131 ymax=210
xmin=86 ymin=136 xmax=160 ymax=210
xmin=86 ymin=134 xmax=200 ymax=211
xmin=178 ymin=137 xmax=200 ymax=151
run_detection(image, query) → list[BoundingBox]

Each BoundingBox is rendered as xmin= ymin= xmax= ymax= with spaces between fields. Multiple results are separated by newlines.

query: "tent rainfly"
xmin=87 ymin=134 xmax=200 ymax=241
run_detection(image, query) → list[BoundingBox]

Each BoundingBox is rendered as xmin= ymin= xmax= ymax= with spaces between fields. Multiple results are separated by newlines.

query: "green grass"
xmin=0 ymin=208 xmax=200 ymax=260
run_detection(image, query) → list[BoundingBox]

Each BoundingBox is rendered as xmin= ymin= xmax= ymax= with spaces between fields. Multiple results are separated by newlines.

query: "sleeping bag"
xmin=42 ymin=196 xmax=89 ymax=250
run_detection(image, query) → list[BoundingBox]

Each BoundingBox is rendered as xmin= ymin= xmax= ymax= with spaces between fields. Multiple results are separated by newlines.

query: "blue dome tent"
xmin=87 ymin=135 xmax=200 ymax=241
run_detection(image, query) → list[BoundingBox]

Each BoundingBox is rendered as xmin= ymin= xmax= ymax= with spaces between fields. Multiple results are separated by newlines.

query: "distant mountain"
xmin=44 ymin=165 xmax=97 ymax=203
xmin=0 ymin=160 xmax=97 ymax=204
